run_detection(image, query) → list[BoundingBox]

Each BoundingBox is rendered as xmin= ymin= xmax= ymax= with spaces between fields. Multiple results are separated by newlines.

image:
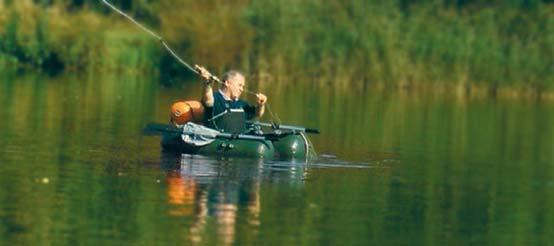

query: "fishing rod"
xmin=100 ymin=0 xmax=221 ymax=83
xmin=101 ymin=0 xmax=284 ymax=123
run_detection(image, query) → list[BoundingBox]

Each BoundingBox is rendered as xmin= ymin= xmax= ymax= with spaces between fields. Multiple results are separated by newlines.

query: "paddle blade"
xmin=304 ymin=128 xmax=320 ymax=134
xmin=143 ymin=123 xmax=181 ymax=135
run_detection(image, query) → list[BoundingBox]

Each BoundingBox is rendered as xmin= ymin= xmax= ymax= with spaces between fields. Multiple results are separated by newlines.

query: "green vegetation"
xmin=0 ymin=0 xmax=552 ymax=91
xmin=0 ymin=1 xmax=160 ymax=74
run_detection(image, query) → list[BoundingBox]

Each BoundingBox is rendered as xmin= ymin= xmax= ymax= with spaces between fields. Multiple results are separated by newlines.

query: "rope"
xmin=300 ymin=132 xmax=317 ymax=161
xmin=101 ymin=0 xmax=279 ymax=122
xmin=264 ymin=103 xmax=281 ymax=125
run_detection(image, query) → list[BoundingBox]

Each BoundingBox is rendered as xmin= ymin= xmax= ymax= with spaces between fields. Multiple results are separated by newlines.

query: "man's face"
xmin=226 ymin=75 xmax=245 ymax=100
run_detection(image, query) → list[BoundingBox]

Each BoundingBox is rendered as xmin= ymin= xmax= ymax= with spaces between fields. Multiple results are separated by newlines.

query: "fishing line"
xmin=101 ymin=0 xmax=280 ymax=123
xmin=100 ymin=0 xmax=200 ymax=76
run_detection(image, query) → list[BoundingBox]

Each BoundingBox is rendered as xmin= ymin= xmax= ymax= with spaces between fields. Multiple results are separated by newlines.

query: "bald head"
xmin=221 ymin=70 xmax=244 ymax=84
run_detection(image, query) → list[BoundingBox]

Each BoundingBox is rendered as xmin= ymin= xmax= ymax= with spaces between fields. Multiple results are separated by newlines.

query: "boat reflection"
xmin=160 ymin=153 xmax=309 ymax=245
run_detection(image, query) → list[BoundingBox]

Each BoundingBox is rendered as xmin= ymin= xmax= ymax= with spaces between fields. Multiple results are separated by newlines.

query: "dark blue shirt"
xmin=203 ymin=90 xmax=256 ymax=130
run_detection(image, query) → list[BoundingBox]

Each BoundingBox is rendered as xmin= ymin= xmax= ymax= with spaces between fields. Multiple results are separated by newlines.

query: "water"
xmin=1 ymin=72 xmax=553 ymax=245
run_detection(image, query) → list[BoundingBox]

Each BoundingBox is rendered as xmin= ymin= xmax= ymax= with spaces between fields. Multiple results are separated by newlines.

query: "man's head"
xmin=221 ymin=70 xmax=245 ymax=100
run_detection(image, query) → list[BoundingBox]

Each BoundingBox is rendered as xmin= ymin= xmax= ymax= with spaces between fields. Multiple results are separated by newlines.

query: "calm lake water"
xmin=1 ymin=72 xmax=553 ymax=245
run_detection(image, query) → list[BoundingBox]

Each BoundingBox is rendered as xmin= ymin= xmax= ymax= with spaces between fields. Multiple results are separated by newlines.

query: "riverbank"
xmin=1 ymin=0 xmax=552 ymax=93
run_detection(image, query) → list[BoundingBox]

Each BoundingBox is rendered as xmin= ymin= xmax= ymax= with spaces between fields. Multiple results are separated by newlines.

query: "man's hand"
xmin=255 ymin=93 xmax=267 ymax=118
xmin=256 ymin=93 xmax=267 ymax=106
xmin=194 ymin=64 xmax=212 ymax=83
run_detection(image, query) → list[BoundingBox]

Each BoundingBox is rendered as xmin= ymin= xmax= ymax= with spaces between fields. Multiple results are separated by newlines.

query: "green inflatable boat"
xmin=146 ymin=122 xmax=318 ymax=160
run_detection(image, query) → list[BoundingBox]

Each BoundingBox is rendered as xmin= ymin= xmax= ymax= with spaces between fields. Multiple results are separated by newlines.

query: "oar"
xmin=143 ymin=123 xmax=182 ymax=135
xmin=143 ymin=123 xmax=268 ymax=141
xmin=247 ymin=121 xmax=320 ymax=134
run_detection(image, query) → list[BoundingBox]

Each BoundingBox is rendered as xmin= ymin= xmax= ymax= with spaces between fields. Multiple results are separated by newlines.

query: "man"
xmin=195 ymin=65 xmax=267 ymax=131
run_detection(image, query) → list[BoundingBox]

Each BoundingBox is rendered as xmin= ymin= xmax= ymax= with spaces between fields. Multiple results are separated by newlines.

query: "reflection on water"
xmin=156 ymin=151 xmax=380 ymax=245
xmin=160 ymin=154 xmax=285 ymax=245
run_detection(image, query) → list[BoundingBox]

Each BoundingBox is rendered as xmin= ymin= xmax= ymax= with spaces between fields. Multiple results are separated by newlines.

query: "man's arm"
xmin=195 ymin=65 xmax=214 ymax=107
xmin=202 ymin=83 xmax=214 ymax=107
